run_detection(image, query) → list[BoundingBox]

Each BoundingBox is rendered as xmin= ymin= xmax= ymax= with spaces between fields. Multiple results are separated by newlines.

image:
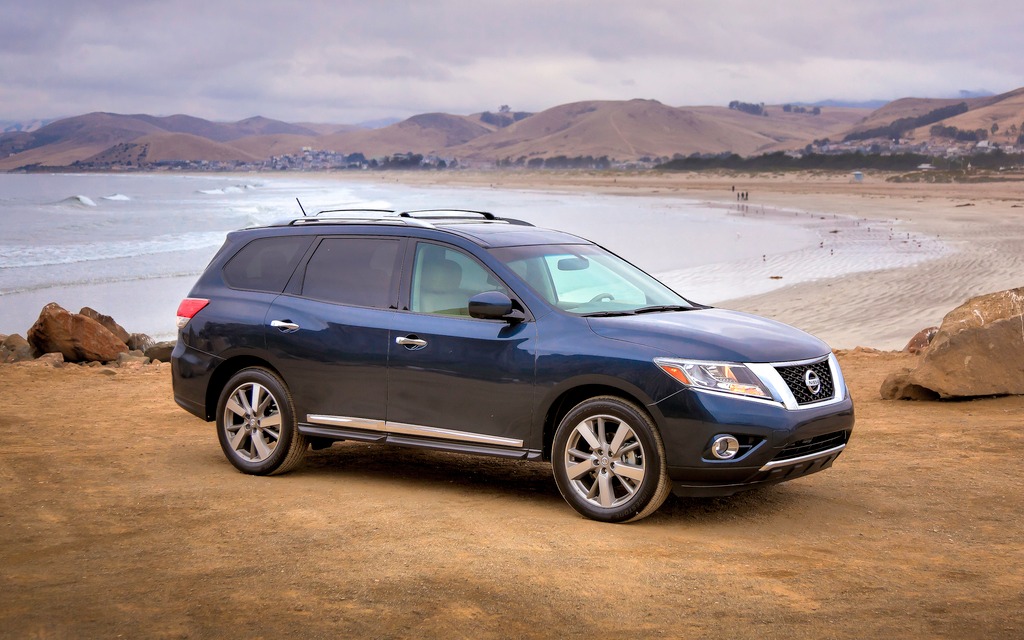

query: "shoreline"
xmin=323 ymin=171 xmax=1024 ymax=349
xmin=3 ymin=170 xmax=1022 ymax=349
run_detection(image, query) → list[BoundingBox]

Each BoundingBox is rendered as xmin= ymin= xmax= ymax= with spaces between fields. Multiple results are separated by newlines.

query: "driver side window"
xmin=410 ymin=243 xmax=509 ymax=316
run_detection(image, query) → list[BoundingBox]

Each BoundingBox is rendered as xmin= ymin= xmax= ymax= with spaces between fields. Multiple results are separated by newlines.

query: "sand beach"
xmin=2 ymin=171 xmax=1023 ymax=638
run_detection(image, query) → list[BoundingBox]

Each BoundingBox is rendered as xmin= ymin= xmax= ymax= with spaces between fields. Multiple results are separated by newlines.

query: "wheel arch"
xmin=204 ymin=355 xmax=285 ymax=421
xmin=540 ymin=382 xmax=657 ymax=461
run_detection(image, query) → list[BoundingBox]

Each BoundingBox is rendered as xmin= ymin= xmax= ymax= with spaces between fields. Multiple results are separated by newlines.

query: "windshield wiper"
xmin=632 ymin=305 xmax=693 ymax=314
xmin=581 ymin=310 xmax=636 ymax=317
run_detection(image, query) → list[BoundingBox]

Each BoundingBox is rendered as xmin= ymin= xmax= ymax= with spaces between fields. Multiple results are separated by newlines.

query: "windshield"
xmin=492 ymin=244 xmax=694 ymax=316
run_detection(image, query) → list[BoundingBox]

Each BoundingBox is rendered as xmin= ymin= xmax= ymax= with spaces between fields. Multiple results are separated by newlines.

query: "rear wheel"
xmin=552 ymin=396 xmax=671 ymax=523
xmin=215 ymin=367 xmax=306 ymax=475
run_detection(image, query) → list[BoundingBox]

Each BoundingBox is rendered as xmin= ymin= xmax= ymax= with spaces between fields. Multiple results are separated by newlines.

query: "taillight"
xmin=176 ymin=298 xmax=209 ymax=329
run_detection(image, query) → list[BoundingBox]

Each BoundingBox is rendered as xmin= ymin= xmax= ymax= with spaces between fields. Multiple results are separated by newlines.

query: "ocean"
xmin=0 ymin=173 xmax=947 ymax=341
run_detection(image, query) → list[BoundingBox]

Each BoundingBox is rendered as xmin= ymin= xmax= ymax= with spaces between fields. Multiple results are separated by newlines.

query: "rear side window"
xmin=222 ymin=236 xmax=312 ymax=293
xmin=302 ymin=237 xmax=400 ymax=308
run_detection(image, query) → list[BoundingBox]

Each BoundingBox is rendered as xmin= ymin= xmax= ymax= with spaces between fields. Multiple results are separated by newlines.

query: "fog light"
xmin=711 ymin=435 xmax=740 ymax=460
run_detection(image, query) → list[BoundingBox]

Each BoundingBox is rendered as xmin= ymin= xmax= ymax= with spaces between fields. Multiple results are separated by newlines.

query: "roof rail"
xmin=396 ymin=209 xmax=534 ymax=227
xmin=313 ymin=208 xmax=396 ymax=217
xmin=398 ymin=209 xmax=496 ymax=220
xmin=281 ymin=208 xmax=534 ymax=228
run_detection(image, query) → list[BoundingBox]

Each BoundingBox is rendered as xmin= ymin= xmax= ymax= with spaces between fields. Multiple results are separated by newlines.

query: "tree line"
xmin=843 ymin=103 xmax=969 ymax=142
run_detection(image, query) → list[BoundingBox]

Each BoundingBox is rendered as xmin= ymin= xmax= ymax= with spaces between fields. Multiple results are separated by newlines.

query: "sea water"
xmin=0 ymin=173 xmax=947 ymax=341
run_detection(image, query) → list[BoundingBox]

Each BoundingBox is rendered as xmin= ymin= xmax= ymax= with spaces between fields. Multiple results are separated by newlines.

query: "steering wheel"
xmin=588 ymin=292 xmax=615 ymax=303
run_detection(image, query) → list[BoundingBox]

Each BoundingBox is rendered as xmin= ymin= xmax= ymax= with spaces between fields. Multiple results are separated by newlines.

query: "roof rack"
xmin=313 ymin=208 xmax=396 ymax=217
xmin=399 ymin=209 xmax=495 ymax=220
xmin=283 ymin=208 xmax=534 ymax=228
xmin=398 ymin=210 xmax=533 ymax=227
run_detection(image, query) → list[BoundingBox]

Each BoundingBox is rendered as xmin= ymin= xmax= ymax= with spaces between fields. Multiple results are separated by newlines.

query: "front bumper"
xmin=650 ymin=380 xmax=855 ymax=497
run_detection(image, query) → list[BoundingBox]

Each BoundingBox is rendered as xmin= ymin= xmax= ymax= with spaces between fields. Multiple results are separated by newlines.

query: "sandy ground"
xmin=1 ymin=351 xmax=1022 ymax=639
xmin=365 ymin=171 xmax=1024 ymax=350
xmin=3 ymin=172 xmax=1023 ymax=638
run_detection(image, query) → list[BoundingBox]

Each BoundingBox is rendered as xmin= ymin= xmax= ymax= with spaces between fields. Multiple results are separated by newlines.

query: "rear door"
xmin=265 ymin=235 xmax=404 ymax=422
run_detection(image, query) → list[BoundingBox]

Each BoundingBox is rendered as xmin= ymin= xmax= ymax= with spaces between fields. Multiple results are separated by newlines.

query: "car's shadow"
xmin=296 ymin=441 xmax=802 ymax=524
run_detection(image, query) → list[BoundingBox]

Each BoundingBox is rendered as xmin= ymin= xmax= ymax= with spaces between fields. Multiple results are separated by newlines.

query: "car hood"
xmin=586 ymin=308 xmax=830 ymax=363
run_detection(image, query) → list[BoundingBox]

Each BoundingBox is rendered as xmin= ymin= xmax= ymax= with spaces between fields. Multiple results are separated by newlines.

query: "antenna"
xmin=296 ymin=198 xmax=308 ymax=216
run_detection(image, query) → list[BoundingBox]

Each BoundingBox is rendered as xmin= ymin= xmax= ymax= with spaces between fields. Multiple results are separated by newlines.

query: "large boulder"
xmin=882 ymin=288 xmax=1024 ymax=399
xmin=79 ymin=307 xmax=131 ymax=344
xmin=27 ymin=303 xmax=129 ymax=363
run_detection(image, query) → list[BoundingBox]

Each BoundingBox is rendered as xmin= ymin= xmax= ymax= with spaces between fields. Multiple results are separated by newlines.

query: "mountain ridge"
xmin=3 ymin=87 xmax=1023 ymax=171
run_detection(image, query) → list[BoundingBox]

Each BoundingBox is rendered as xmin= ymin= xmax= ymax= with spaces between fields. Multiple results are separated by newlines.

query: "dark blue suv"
xmin=172 ymin=209 xmax=854 ymax=522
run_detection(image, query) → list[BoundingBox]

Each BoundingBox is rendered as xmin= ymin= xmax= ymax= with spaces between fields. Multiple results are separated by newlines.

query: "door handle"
xmin=270 ymin=320 xmax=300 ymax=332
xmin=396 ymin=335 xmax=428 ymax=349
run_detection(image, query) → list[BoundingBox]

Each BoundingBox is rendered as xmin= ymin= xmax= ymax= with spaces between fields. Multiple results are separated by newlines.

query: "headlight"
xmin=654 ymin=358 xmax=773 ymax=400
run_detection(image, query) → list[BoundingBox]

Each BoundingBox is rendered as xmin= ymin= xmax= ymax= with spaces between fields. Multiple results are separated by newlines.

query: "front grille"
xmin=774 ymin=430 xmax=849 ymax=462
xmin=775 ymin=358 xmax=835 ymax=405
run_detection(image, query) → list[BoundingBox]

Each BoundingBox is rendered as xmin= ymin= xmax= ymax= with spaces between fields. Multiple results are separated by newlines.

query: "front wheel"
xmin=552 ymin=396 xmax=671 ymax=523
xmin=215 ymin=367 xmax=307 ymax=475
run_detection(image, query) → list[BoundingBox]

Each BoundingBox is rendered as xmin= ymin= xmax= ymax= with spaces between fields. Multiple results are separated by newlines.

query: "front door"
xmin=387 ymin=242 xmax=538 ymax=449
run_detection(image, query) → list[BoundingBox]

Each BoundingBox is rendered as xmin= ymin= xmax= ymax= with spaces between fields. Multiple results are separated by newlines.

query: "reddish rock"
xmin=882 ymin=288 xmax=1024 ymax=399
xmin=1 ymin=333 xmax=36 ymax=363
xmin=903 ymin=326 xmax=939 ymax=355
xmin=79 ymin=307 xmax=131 ymax=344
xmin=28 ymin=303 xmax=128 ymax=363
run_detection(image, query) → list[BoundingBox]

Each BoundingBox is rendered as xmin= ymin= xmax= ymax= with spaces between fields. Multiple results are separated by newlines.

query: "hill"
xmin=78 ymin=132 xmax=263 ymax=167
xmin=2 ymin=88 xmax=1023 ymax=171
xmin=317 ymin=113 xmax=492 ymax=157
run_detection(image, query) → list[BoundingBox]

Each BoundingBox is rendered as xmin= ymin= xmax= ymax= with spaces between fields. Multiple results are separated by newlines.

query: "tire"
xmin=552 ymin=396 xmax=671 ymax=523
xmin=215 ymin=367 xmax=307 ymax=475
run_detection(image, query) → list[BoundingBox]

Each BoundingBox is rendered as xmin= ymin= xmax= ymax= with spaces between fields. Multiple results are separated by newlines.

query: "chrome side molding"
xmin=306 ymin=414 xmax=524 ymax=448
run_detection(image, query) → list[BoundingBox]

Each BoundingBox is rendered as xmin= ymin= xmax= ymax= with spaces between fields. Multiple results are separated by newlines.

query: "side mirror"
xmin=468 ymin=291 xmax=523 ymax=322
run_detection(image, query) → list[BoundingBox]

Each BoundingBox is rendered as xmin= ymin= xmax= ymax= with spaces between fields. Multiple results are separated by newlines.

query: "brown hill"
xmin=449 ymin=100 xmax=868 ymax=161
xmin=0 ymin=112 xmax=165 ymax=169
xmin=318 ymin=113 xmax=491 ymax=157
xmin=229 ymin=133 xmax=322 ymax=158
xmin=907 ymin=87 xmax=1024 ymax=141
xmin=81 ymin=132 xmax=262 ymax=166
xmin=0 ymin=112 xmax=316 ymax=170
xmin=2 ymin=90 xmax=1022 ymax=171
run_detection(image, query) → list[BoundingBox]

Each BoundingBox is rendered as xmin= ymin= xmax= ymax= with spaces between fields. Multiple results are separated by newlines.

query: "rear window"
xmin=222 ymin=236 xmax=312 ymax=293
xmin=301 ymin=237 xmax=400 ymax=308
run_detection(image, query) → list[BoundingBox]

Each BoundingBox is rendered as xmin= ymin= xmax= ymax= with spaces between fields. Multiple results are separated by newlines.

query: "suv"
xmin=172 ymin=209 xmax=854 ymax=523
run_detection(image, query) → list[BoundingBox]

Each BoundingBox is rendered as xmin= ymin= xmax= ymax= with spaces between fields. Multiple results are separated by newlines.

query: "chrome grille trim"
xmin=747 ymin=353 xmax=847 ymax=411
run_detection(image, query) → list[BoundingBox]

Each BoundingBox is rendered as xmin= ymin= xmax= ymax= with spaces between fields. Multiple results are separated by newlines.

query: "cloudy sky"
xmin=2 ymin=0 xmax=1022 ymax=125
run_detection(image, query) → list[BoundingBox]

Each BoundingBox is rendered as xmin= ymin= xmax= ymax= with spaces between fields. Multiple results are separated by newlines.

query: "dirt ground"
xmin=1 ymin=352 xmax=1022 ymax=639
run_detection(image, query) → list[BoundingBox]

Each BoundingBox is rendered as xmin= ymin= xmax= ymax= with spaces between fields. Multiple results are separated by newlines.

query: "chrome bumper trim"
xmin=758 ymin=444 xmax=846 ymax=471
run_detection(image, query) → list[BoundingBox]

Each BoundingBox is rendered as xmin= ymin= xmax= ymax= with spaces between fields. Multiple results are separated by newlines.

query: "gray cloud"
xmin=2 ymin=0 xmax=1022 ymax=123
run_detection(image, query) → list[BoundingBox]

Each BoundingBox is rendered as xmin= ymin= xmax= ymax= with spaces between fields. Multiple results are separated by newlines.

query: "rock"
xmin=881 ymin=288 xmax=1024 ymax=399
xmin=34 ymin=352 xmax=66 ymax=368
xmin=903 ymin=326 xmax=939 ymax=355
xmin=880 ymin=369 xmax=939 ymax=401
xmin=127 ymin=333 xmax=155 ymax=352
xmin=117 ymin=351 xmax=150 ymax=367
xmin=28 ymin=303 xmax=129 ymax=363
xmin=1 ymin=334 xmax=36 ymax=363
xmin=79 ymin=307 xmax=131 ymax=344
xmin=145 ymin=341 xmax=175 ymax=363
